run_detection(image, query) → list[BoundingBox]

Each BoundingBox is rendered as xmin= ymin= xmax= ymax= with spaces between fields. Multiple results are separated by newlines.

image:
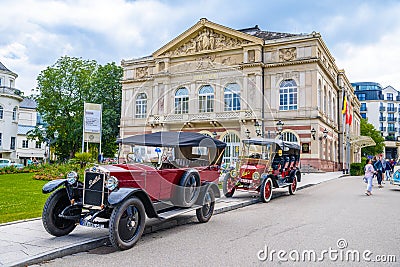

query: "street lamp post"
xmin=276 ymin=120 xmax=284 ymax=139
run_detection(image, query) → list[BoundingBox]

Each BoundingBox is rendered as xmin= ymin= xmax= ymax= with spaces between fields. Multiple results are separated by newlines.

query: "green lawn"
xmin=0 ymin=173 xmax=49 ymax=224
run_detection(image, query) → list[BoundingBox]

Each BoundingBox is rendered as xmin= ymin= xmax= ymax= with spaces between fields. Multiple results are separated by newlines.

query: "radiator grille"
xmin=83 ymin=172 xmax=106 ymax=206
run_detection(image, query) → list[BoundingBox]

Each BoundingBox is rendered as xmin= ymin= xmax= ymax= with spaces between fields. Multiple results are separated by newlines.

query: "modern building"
xmin=0 ymin=61 xmax=45 ymax=164
xmin=353 ymin=82 xmax=399 ymax=159
xmin=120 ymin=18 xmax=361 ymax=171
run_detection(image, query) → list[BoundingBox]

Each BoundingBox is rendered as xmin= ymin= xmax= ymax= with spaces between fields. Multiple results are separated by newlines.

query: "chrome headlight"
xmin=252 ymin=171 xmax=260 ymax=180
xmin=106 ymin=176 xmax=119 ymax=191
xmin=230 ymin=170 xmax=238 ymax=178
xmin=67 ymin=171 xmax=78 ymax=185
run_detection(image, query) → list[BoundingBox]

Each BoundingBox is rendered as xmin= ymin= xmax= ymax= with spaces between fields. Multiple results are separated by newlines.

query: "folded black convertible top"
xmin=117 ymin=131 xmax=227 ymax=148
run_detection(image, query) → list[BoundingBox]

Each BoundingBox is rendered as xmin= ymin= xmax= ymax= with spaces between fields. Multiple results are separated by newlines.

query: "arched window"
xmin=199 ymin=85 xmax=214 ymax=113
xmin=281 ymin=131 xmax=299 ymax=144
xmin=317 ymin=80 xmax=322 ymax=110
xmin=135 ymin=93 xmax=147 ymax=118
xmin=174 ymin=87 xmax=189 ymax=114
xmin=0 ymin=105 xmax=3 ymax=119
xmin=12 ymin=106 xmax=17 ymax=121
xmin=279 ymin=79 xmax=297 ymax=111
xmin=224 ymin=83 xmax=241 ymax=111
xmin=222 ymin=132 xmax=240 ymax=165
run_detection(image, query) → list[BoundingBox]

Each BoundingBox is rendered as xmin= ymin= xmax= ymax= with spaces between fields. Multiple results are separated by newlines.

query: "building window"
xmin=22 ymin=140 xmax=29 ymax=148
xmin=222 ymin=132 xmax=240 ymax=165
xmin=361 ymin=113 xmax=367 ymax=119
xmin=224 ymin=83 xmax=241 ymax=111
xmin=281 ymin=131 xmax=299 ymax=144
xmin=174 ymin=87 xmax=189 ymax=114
xmin=35 ymin=141 xmax=42 ymax=149
xmin=279 ymin=79 xmax=298 ymax=111
xmin=135 ymin=93 xmax=147 ymax=118
xmin=0 ymin=105 xmax=3 ymax=119
xmin=199 ymin=85 xmax=214 ymax=113
xmin=0 ymin=133 xmax=2 ymax=147
xmin=388 ymin=123 xmax=395 ymax=132
xmin=388 ymin=113 xmax=395 ymax=122
xmin=387 ymin=93 xmax=393 ymax=101
xmin=317 ymin=80 xmax=321 ymax=110
xmin=12 ymin=107 xmax=17 ymax=121
xmin=10 ymin=137 xmax=16 ymax=150
xmin=388 ymin=103 xmax=394 ymax=112
xmin=248 ymin=50 xmax=255 ymax=62
xmin=360 ymin=103 xmax=367 ymax=111
xmin=358 ymin=93 xmax=366 ymax=101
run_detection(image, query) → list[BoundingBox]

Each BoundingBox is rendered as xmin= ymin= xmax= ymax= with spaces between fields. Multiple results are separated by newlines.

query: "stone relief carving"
xmin=196 ymin=55 xmax=216 ymax=69
xmin=136 ymin=67 xmax=148 ymax=78
xmin=276 ymin=72 xmax=299 ymax=81
xmin=162 ymin=27 xmax=250 ymax=57
xmin=279 ymin=47 xmax=297 ymax=61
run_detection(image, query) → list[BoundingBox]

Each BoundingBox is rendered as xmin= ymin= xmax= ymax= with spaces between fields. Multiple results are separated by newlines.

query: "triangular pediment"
xmin=153 ymin=18 xmax=263 ymax=58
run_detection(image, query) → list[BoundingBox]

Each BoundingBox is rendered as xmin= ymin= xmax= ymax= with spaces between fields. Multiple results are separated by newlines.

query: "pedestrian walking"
xmin=385 ymin=159 xmax=392 ymax=181
xmin=373 ymin=155 xmax=384 ymax=188
xmin=364 ymin=158 xmax=375 ymax=196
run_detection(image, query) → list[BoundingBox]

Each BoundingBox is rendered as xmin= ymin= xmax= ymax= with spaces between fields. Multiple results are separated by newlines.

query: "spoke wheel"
xmin=289 ymin=175 xmax=297 ymax=195
xmin=260 ymin=177 xmax=273 ymax=203
xmin=222 ymin=173 xmax=236 ymax=198
xmin=109 ymin=197 xmax=145 ymax=250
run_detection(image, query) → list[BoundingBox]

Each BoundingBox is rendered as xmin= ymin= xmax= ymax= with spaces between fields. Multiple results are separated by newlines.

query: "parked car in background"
xmin=41 ymin=131 xmax=226 ymax=250
xmin=0 ymin=158 xmax=24 ymax=169
xmin=222 ymin=138 xmax=301 ymax=202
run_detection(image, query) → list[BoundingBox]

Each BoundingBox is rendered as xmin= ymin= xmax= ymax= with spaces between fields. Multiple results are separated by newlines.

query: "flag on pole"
xmin=342 ymin=92 xmax=347 ymax=115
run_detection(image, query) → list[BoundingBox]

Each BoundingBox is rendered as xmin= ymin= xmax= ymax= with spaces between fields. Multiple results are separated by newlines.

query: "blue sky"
xmin=1 ymin=0 xmax=400 ymax=94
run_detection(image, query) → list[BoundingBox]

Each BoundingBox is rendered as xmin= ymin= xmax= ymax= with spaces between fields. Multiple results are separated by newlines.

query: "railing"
xmin=148 ymin=110 xmax=255 ymax=125
xmin=388 ymin=127 xmax=397 ymax=133
xmin=0 ymin=86 xmax=22 ymax=96
xmin=379 ymin=127 xmax=386 ymax=131
xmin=379 ymin=116 xmax=386 ymax=121
xmin=387 ymin=107 xmax=397 ymax=113
xmin=379 ymin=106 xmax=385 ymax=111
xmin=387 ymin=117 xmax=396 ymax=122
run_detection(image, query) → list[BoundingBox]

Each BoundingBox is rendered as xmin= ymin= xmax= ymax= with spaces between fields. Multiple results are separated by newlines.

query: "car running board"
xmin=158 ymin=205 xmax=201 ymax=220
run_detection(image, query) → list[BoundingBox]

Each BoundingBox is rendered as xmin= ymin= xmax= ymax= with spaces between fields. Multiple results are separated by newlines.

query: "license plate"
xmin=80 ymin=218 xmax=105 ymax=228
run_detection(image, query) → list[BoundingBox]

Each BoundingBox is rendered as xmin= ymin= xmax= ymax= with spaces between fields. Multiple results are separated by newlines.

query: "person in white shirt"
xmin=364 ymin=158 xmax=376 ymax=196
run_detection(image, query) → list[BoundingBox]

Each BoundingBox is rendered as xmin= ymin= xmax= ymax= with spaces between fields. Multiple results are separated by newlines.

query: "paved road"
xmin=36 ymin=176 xmax=400 ymax=266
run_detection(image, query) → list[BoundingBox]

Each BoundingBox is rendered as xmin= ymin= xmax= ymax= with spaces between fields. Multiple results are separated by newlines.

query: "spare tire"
xmin=173 ymin=169 xmax=200 ymax=207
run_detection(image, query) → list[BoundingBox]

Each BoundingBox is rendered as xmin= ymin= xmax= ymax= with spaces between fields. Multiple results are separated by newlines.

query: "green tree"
xmin=360 ymin=118 xmax=384 ymax=156
xmin=35 ymin=56 xmax=122 ymax=160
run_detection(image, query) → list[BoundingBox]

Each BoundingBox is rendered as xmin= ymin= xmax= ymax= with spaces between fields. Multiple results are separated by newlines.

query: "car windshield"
xmin=241 ymin=143 xmax=274 ymax=160
xmin=126 ymin=145 xmax=214 ymax=169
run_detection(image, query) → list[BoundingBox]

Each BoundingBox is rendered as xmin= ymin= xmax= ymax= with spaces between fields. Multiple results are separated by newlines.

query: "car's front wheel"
xmin=109 ymin=197 xmax=146 ymax=250
xmin=42 ymin=188 xmax=77 ymax=236
xmin=260 ymin=177 xmax=273 ymax=203
xmin=196 ymin=187 xmax=215 ymax=223
xmin=222 ymin=173 xmax=236 ymax=197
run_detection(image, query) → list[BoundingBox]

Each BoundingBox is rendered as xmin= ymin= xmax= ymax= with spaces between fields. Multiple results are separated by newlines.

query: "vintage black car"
xmin=41 ymin=132 xmax=226 ymax=250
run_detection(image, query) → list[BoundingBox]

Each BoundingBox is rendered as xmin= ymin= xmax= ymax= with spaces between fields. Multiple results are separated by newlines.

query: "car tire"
xmin=222 ymin=173 xmax=236 ymax=198
xmin=196 ymin=187 xmax=215 ymax=223
xmin=260 ymin=177 xmax=273 ymax=203
xmin=288 ymin=174 xmax=297 ymax=195
xmin=42 ymin=188 xmax=77 ymax=237
xmin=173 ymin=169 xmax=200 ymax=207
xmin=109 ymin=197 xmax=146 ymax=250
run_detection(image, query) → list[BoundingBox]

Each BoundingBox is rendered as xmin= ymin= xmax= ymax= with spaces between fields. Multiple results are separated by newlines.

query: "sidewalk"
xmin=0 ymin=172 xmax=344 ymax=267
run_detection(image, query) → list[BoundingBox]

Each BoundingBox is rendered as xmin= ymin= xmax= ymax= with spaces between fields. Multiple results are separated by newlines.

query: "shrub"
xmin=350 ymin=162 xmax=365 ymax=176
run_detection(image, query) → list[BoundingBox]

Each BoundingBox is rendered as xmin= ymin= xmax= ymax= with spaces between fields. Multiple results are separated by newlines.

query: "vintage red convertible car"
xmin=41 ymin=132 xmax=226 ymax=250
xmin=222 ymin=138 xmax=301 ymax=202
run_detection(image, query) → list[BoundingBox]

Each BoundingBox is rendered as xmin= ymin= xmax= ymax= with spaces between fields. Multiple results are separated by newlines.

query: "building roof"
xmin=20 ymin=98 xmax=37 ymax=109
xmin=17 ymin=125 xmax=35 ymax=135
xmin=238 ymin=25 xmax=304 ymax=41
xmin=0 ymin=61 xmax=12 ymax=72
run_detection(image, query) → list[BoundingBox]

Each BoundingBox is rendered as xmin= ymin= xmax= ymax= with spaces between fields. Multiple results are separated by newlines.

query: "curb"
xmin=9 ymin=176 xmax=339 ymax=267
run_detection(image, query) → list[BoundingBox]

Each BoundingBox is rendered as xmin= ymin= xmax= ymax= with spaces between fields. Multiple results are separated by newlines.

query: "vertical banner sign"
xmin=83 ymin=103 xmax=102 ymax=152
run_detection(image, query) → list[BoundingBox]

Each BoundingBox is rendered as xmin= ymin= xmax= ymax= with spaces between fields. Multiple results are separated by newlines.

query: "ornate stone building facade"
xmin=120 ymin=18 xmax=361 ymax=171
